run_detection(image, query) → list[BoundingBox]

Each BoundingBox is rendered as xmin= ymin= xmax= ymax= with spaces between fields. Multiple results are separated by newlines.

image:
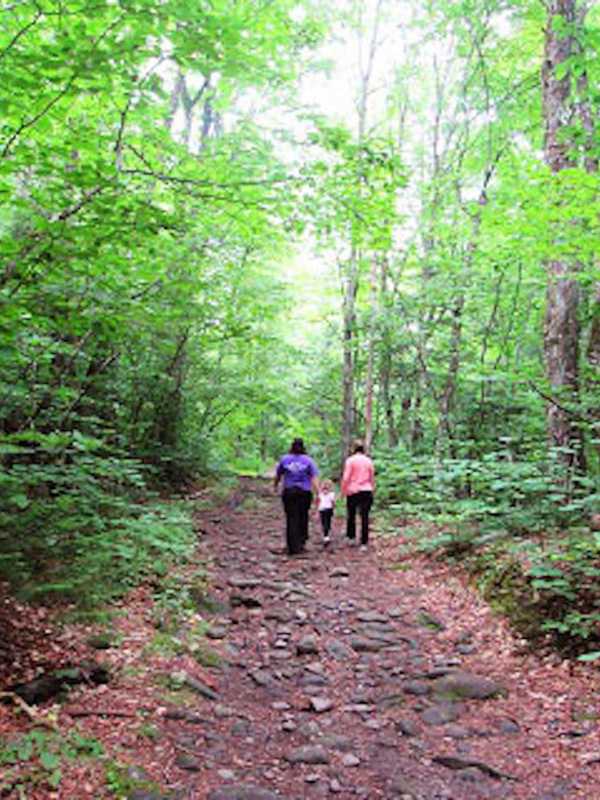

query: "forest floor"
xmin=1 ymin=478 xmax=599 ymax=800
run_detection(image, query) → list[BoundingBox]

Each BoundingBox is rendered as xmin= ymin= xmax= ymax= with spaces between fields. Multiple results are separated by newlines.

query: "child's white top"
xmin=318 ymin=490 xmax=335 ymax=511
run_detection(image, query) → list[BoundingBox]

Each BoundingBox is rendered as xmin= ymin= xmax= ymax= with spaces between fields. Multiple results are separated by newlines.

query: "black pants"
xmin=346 ymin=491 xmax=373 ymax=545
xmin=282 ymin=488 xmax=312 ymax=555
xmin=319 ymin=509 xmax=333 ymax=537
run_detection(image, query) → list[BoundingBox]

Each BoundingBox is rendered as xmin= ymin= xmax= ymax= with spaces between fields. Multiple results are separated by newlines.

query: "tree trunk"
xmin=364 ymin=258 xmax=379 ymax=453
xmin=341 ymin=249 xmax=359 ymax=465
xmin=541 ymin=0 xmax=585 ymax=472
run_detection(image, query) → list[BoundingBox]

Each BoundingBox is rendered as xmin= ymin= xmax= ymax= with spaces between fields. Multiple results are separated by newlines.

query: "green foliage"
xmin=104 ymin=760 xmax=165 ymax=799
xmin=0 ymin=729 xmax=103 ymax=796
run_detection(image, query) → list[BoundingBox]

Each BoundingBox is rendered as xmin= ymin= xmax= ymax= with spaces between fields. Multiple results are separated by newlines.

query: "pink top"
xmin=341 ymin=453 xmax=375 ymax=496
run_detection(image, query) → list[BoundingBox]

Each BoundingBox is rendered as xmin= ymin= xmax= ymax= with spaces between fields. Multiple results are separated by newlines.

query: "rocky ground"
xmin=1 ymin=478 xmax=599 ymax=799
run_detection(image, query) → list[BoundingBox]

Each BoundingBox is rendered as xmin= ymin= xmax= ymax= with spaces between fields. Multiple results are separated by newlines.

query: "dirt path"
xmin=3 ymin=478 xmax=598 ymax=799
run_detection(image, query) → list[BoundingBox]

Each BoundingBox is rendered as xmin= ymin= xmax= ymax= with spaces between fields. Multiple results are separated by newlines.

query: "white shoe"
xmin=323 ymin=536 xmax=331 ymax=547
xmin=359 ymin=545 xmax=367 ymax=553
xmin=348 ymin=538 xmax=356 ymax=547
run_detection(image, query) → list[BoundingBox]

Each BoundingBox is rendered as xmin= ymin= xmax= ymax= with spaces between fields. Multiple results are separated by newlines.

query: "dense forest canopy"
xmin=0 ymin=0 xmax=598 ymax=650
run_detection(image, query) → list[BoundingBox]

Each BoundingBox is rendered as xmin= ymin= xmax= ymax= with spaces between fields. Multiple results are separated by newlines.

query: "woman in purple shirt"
xmin=273 ymin=438 xmax=319 ymax=555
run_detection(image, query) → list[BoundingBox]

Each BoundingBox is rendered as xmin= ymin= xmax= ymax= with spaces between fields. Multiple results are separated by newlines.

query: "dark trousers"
xmin=346 ymin=491 xmax=373 ymax=545
xmin=282 ymin=488 xmax=312 ymax=554
xmin=319 ymin=509 xmax=333 ymax=537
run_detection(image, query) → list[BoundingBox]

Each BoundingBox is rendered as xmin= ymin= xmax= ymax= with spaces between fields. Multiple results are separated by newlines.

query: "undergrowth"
xmin=378 ymin=447 xmax=600 ymax=659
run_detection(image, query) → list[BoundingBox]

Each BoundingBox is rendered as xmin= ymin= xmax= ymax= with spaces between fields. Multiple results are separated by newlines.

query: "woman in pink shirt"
xmin=341 ymin=440 xmax=375 ymax=551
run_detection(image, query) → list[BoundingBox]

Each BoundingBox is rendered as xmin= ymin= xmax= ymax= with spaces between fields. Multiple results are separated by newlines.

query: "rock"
xmin=433 ymin=671 xmax=505 ymax=700
xmin=421 ymin=702 xmax=460 ymax=725
xmin=444 ymin=723 xmax=471 ymax=738
xmin=349 ymin=636 xmax=384 ymax=653
xmin=182 ymin=673 xmax=218 ymax=700
xmin=432 ymin=755 xmax=517 ymax=780
xmin=388 ymin=777 xmax=418 ymax=798
xmin=228 ymin=576 xmax=262 ymax=589
xmin=387 ymin=606 xmax=405 ymax=619
xmin=497 ymin=718 xmax=520 ymax=734
xmin=298 ymin=673 xmax=328 ymax=688
xmin=329 ymin=779 xmax=343 ymax=793
xmin=298 ymin=720 xmax=321 ymax=738
xmin=163 ymin=708 xmax=210 ymax=724
xmin=456 ymin=643 xmax=477 ymax=655
xmin=330 ymin=567 xmax=350 ymax=578
xmin=319 ymin=734 xmax=353 ymax=752
xmin=310 ymin=697 xmax=333 ymax=713
xmin=395 ymin=719 xmax=418 ymax=737
xmin=297 ymin=635 xmax=319 ymax=656
xmin=402 ymin=680 xmax=430 ymax=696
xmin=175 ymin=754 xmax=201 ymax=771
xmin=207 ymin=626 xmax=228 ymax=640
xmin=9 ymin=661 xmax=111 ymax=705
xmin=342 ymin=754 xmax=360 ymax=767
xmin=207 ymin=785 xmax=281 ymax=800
xmin=285 ymin=745 xmax=330 ymax=765
xmin=282 ymin=720 xmax=297 ymax=732
xmin=230 ymin=594 xmax=262 ymax=609
xmin=249 ymin=670 xmax=274 ymax=688
xmin=376 ymin=693 xmax=405 ymax=709
xmin=326 ymin=639 xmax=354 ymax=661
xmin=356 ymin=610 xmax=388 ymax=623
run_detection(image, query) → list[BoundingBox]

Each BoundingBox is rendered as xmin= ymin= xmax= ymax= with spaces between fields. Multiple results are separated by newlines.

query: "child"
xmin=317 ymin=480 xmax=336 ymax=546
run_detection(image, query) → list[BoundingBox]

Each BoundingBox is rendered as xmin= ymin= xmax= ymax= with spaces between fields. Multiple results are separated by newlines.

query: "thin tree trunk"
xmin=341 ymin=248 xmax=358 ymax=464
xmin=541 ymin=0 xmax=585 ymax=473
xmin=364 ymin=257 xmax=379 ymax=453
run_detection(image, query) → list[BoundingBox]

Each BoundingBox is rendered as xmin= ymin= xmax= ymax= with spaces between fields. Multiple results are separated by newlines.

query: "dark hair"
xmin=353 ymin=439 xmax=365 ymax=454
xmin=290 ymin=437 xmax=306 ymax=455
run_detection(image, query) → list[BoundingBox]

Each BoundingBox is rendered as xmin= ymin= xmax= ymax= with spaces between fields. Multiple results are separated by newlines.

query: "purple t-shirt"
xmin=276 ymin=454 xmax=318 ymax=492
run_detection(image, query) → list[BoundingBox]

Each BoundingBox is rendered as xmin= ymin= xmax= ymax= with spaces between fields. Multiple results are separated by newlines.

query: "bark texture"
xmin=541 ymin=0 xmax=585 ymax=471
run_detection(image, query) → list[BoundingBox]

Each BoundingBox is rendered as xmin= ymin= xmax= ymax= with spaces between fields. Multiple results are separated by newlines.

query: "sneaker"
xmin=323 ymin=536 xmax=331 ymax=547
xmin=347 ymin=538 xmax=356 ymax=547
xmin=359 ymin=545 xmax=367 ymax=553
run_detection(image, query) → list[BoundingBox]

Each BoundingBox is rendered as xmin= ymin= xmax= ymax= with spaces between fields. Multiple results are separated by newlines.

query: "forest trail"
xmin=2 ymin=479 xmax=599 ymax=799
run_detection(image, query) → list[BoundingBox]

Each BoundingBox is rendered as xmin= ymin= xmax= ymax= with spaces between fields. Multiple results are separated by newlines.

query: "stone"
xmin=185 ymin=677 xmax=218 ymax=701
xmin=395 ymin=719 xmax=418 ymax=737
xmin=249 ymin=670 xmax=274 ymax=687
xmin=228 ymin=577 xmax=262 ymax=589
xmin=319 ymin=734 xmax=353 ymax=752
xmin=326 ymin=639 xmax=354 ymax=661
xmin=421 ymin=703 xmax=460 ymax=725
xmin=376 ymin=693 xmax=405 ymax=709
xmin=356 ymin=610 xmax=388 ymax=623
xmin=282 ymin=720 xmax=297 ymax=732
xmin=297 ymin=635 xmax=319 ymax=655
xmin=444 ymin=723 xmax=471 ymax=738
xmin=310 ymin=697 xmax=334 ymax=713
xmin=433 ymin=671 xmax=505 ymax=700
xmin=402 ymin=680 xmax=430 ymax=696
xmin=207 ymin=785 xmax=281 ymax=800
xmin=175 ymin=754 xmax=201 ymax=771
xmin=330 ymin=567 xmax=350 ymax=578
xmin=342 ymin=754 xmax=360 ymax=767
xmin=285 ymin=745 xmax=330 ymax=765
xmin=349 ymin=636 xmax=384 ymax=653
xmin=207 ymin=626 xmax=228 ymax=640
xmin=497 ymin=718 xmax=520 ymax=734
xmin=230 ymin=594 xmax=262 ymax=609
xmin=298 ymin=673 xmax=328 ymax=688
